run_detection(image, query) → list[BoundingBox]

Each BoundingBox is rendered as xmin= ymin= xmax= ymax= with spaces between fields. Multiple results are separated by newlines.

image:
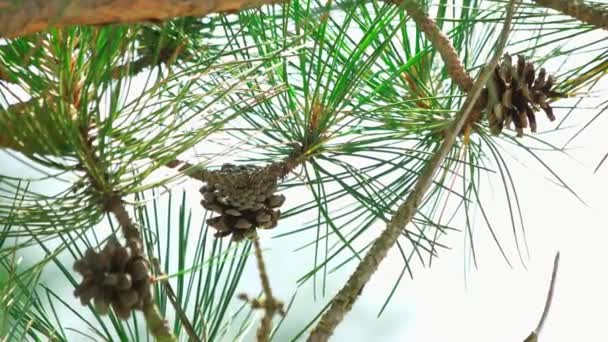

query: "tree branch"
xmin=251 ymin=234 xmax=283 ymax=342
xmin=533 ymin=0 xmax=608 ymax=31
xmin=163 ymin=151 xmax=303 ymax=183
xmin=394 ymin=0 xmax=475 ymax=92
xmin=152 ymin=259 xmax=202 ymax=342
xmin=0 ymin=0 xmax=286 ymax=38
xmin=306 ymin=1 xmax=518 ymax=340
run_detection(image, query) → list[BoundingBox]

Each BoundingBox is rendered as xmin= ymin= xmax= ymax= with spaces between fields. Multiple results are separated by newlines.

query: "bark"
xmin=533 ymin=0 xmax=608 ymax=31
xmin=396 ymin=0 xmax=474 ymax=92
xmin=0 ymin=0 xmax=285 ymax=38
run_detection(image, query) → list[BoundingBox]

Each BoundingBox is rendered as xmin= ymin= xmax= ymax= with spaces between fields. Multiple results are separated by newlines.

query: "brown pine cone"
xmin=73 ymin=236 xmax=151 ymax=319
xmin=200 ymin=163 xmax=286 ymax=241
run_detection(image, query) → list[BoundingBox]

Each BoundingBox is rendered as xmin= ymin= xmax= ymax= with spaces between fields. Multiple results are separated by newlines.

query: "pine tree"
xmin=0 ymin=0 xmax=606 ymax=341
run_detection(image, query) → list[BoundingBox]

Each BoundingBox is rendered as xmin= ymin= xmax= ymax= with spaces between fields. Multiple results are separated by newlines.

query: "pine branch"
xmin=523 ymin=252 xmax=561 ymax=342
xmin=164 ymin=151 xmax=303 ymax=183
xmin=80 ymin=129 xmax=177 ymax=342
xmin=0 ymin=0 xmax=286 ymax=38
xmin=152 ymin=259 xmax=202 ymax=342
xmin=533 ymin=0 xmax=608 ymax=31
xmin=252 ymin=233 xmax=283 ymax=342
xmin=306 ymin=1 xmax=518 ymax=340
xmin=143 ymin=297 xmax=177 ymax=342
xmin=392 ymin=0 xmax=475 ymax=92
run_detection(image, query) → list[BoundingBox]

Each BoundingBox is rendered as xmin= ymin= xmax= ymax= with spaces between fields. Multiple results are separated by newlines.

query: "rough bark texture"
xmin=0 ymin=0 xmax=285 ymax=38
xmin=397 ymin=0 xmax=475 ymax=92
xmin=306 ymin=0 xmax=517 ymax=339
xmin=534 ymin=0 xmax=608 ymax=31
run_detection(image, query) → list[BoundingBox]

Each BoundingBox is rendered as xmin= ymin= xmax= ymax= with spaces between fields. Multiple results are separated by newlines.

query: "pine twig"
xmin=533 ymin=0 xmax=608 ymax=31
xmin=143 ymin=297 xmax=177 ymax=342
xmin=392 ymin=0 xmax=475 ymax=92
xmin=163 ymin=151 xmax=303 ymax=183
xmin=252 ymin=233 xmax=283 ymax=342
xmin=306 ymin=1 xmax=518 ymax=340
xmin=152 ymin=259 xmax=202 ymax=342
xmin=523 ymin=252 xmax=561 ymax=342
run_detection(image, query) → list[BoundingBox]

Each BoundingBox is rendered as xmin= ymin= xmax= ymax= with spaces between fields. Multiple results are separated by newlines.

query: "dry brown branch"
xmin=152 ymin=259 xmax=202 ymax=342
xmin=0 ymin=0 xmax=286 ymax=38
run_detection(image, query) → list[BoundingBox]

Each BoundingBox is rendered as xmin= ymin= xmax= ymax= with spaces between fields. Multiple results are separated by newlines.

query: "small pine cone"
xmin=116 ymin=273 xmax=133 ymax=290
xmin=118 ymin=289 xmax=139 ymax=308
xmin=127 ymin=258 xmax=150 ymax=282
xmin=74 ymin=281 xmax=99 ymax=306
xmin=73 ymin=236 xmax=151 ymax=319
xmin=111 ymin=246 xmax=131 ymax=272
xmin=480 ymin=53 xmax=565 ymax=137
xmin=201 ymin=163 xmax=289 ymax=241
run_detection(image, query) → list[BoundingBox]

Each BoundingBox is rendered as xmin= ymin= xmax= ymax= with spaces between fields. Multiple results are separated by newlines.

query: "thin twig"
xmin=523 ymin=251 xmax=561 ymax=342
xmin=306 ymin=1 xmax=518 ymax=341
xmin=533 ymin=0 xmax=608 ymax=31
xmin=252 ymin=233 xmax=283 ymax=342
xmin=152 ymin=259 xmax=202 ymax=342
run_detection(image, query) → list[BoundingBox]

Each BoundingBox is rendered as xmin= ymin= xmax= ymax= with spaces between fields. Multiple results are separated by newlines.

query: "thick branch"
xmin=306 ymin=1 xmax=517 ymax=340
xmin=0 ymin=0 xmax=286 ymax=38
xmin=533 ymin=0 xmax=608 ymax=31
xmin=395 ymin=0 xmax=475 ymax=92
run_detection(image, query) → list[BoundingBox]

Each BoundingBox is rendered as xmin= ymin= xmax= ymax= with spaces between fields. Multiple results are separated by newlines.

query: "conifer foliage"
xmin=0 ymin=1 xmax=606 ymax=341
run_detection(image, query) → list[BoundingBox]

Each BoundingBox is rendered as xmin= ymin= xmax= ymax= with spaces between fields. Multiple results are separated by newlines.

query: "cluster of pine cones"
xmin=200 ymin=163 xmax=286 ymax=241
xmin=73 ymin=237 xmax=151 ymax=319
xmin=480 ymin=54 xmax=565 ymax=137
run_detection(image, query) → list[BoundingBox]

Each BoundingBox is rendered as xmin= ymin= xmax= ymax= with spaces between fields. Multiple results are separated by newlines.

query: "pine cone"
xmin=200 ymin=163 xmax=285 ymax=241
xmin=483 ymin=54 xmax=565 ymax=137
xmin=73 ymin=237 xmax=151 ymax=319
